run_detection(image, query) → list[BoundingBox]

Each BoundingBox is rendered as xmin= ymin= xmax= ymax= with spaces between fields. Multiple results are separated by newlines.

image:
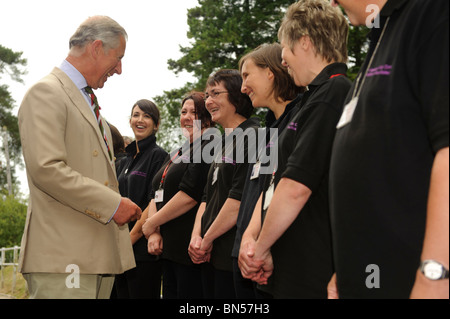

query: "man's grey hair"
xmin=69 ymin=16 xmax=128 ymax=53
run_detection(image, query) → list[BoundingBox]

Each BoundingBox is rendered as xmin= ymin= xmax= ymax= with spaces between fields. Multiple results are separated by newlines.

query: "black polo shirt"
xmin=260 ymin=63 xmax=352 ymax=298
xmin=330 ymin=0 xmax=449 ymax=299
xmin=151 ymin=137 xmax=214 ymax=266
xmin=117 ymin=134 xmax=168 ymax=261
xmin=201 ymin=117 xmax=260 ymax=272
xmin=232 ymin=94 xmax=303 ymax=259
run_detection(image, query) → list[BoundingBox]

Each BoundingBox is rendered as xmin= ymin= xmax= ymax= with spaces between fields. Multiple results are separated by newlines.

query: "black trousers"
xmin=201 ymin=262 xmax=236 ymax=299
xmin=232 ymin=257 xmax=273 ymax=299
xmin=114 ymin=260 xmax=162 ymax=299
xmin=162 ymin=259 xmax=203 ymax=299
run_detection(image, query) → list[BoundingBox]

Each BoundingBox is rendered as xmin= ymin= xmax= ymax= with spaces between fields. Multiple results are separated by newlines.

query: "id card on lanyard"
xmin=155 ymin=151 xmax=180 ymax=203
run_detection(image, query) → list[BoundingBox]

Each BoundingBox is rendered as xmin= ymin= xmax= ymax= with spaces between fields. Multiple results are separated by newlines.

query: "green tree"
xmin=1 ymin=45 xmax=27 ymax=196
xmin=155 ymin=1 xmax=369 ymax=149
xmin=0 ymin=196 xmax=27 ymax=248
xmin=169 ymin=0 xmax=293 ymax=89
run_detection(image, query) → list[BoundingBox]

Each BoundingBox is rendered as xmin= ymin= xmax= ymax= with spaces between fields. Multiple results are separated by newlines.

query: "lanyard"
xmin=158 ymin=151 xmax=181 ymax=189
xmin=351 ymin=17 xmax=391 ymax=100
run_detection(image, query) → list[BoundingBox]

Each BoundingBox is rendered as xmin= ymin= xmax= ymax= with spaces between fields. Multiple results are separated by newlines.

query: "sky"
xmin=1 ymin=0 xmax=199 ymax=195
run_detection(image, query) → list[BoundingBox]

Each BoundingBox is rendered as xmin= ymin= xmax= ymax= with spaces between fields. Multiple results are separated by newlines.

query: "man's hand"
xmin=113 ymin=197 xmax=142 ymax=226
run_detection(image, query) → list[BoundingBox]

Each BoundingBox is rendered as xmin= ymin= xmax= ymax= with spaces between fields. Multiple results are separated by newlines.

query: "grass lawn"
xmin=0 ymin=266 xmax=28 ymax=299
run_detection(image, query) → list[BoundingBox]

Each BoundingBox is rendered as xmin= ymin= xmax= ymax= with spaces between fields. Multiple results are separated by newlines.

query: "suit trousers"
xmin=23 ymin=273 xmax=115 ymax=299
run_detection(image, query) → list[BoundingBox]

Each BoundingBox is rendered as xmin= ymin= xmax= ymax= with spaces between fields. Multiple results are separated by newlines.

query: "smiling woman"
xmin=130 ymin=100 xmax=160 ymax=142
xmin=115 ymin=99 xmax=168 ymax=299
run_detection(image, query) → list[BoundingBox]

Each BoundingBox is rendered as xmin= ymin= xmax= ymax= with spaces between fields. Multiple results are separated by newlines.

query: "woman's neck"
xmin=268 ymin=99 xmax=291 ymax=120
xmin=220 ymin=114 xmax=247 ymax=135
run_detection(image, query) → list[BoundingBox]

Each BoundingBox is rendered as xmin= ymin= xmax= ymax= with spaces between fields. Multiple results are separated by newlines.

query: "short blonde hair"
xmin=278 ymin=0 xmax=349 ymax=63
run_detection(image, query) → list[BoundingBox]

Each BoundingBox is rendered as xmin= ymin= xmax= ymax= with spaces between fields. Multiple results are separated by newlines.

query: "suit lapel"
xmin=52 ymin=68 xmax=115 ymax=170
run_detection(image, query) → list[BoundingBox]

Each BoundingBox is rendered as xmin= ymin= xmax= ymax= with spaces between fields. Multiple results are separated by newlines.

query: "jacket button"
xmin=93 ymin=150 xmax=99 ymax=157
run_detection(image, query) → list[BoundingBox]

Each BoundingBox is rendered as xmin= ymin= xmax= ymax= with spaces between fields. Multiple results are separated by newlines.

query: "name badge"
xmin=155 ymin=189 xmax=164 ymax=203
xmin=212 ymin=166 xmax=219 ymax=185
xmin=337 ymin=97 xmax=358 ymax=129
xmin=250 ymin=161 xmax=261 ymax=180
xmin=263 ymin=183 xmax=275 ymax=211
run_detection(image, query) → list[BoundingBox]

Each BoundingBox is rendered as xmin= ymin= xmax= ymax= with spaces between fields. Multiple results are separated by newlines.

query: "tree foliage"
xmin=168 ymin=0 xmax=293 ymax=90
xmin=0 ymin=196 xmax=27 ymax=248
xmin=0 ymin=45 xmax=27 ymax=196
xmin=154 ymin=0 xmax=369 ymax=149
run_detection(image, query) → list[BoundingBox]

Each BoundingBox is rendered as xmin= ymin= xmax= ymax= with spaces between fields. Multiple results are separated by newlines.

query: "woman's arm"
xmin=200 ymin=198 xmax=241 ymax=252
xmin=142 ymin=191 xmax=198 ymax=237
xmin=411 ymin=147 xmax=449 ymax=299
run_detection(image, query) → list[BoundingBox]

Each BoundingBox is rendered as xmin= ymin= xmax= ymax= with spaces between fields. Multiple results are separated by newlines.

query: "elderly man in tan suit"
xmin=18 ymin=16 xmax=142 ymax=299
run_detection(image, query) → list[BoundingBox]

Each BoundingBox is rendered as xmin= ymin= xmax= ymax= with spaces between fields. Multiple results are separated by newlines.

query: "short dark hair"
xmin=131 ymin=99 xmax=160 ymax=127
xmin=182 ymin=91 xmax=215 ymax=129
xmin=206 ymin=69 xmax=254 ymax=119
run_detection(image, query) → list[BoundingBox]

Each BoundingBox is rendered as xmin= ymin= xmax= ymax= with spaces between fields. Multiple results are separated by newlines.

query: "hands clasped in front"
xmin=238 ymin=237 xmax=274 ymax=286
xmin=188 ymin=235 xmax=213 ymax=264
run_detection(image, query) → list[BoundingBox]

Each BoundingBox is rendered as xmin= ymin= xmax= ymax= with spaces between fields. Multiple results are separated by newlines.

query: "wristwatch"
xmin=420 ymin=260 xmax=449 ymax=281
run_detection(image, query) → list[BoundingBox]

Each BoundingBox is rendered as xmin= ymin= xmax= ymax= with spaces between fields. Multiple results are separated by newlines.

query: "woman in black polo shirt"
xmin=239 ymin=0 xmax=352 ymax=298
xmin=188 ymin=69 xmax=259 ymax=299
xmin=141 ymin=92 xmax=214 ymax=299
xmin=233 ymin=43 xmax=304 ymax=299
xmin=115 ymin=99 xmax=168 ymax=299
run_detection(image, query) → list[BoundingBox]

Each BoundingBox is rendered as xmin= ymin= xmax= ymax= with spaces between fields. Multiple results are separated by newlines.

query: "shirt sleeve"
xmin=179 ymin=161 xmax=212 ymax=203
xmin=416 ymin=9 xmax=449 ymax=153
xmin=281 ymin=102 xmax=343 ymax=192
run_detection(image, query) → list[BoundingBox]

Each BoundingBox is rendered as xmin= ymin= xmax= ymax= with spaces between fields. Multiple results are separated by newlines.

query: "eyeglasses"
xmin=204 ymin=91 xmax=228 ymax=101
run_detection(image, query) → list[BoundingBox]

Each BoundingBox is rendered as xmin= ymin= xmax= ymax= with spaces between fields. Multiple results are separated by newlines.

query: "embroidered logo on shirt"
xmin=130 ymin=171 xmax=147 ymax=178
xmin=287 ymin=122 xmax=298 ymax=131
xmin=366 ymin=64 xmax=392 ymax=77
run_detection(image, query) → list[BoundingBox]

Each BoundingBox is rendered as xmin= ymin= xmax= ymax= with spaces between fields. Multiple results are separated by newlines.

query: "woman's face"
xmin=280 ymin=38 xmax=308 ymax=87
xmin=241 ymin=58 xmax=274 ymax=108
xmin=180 ymin=99 xmax=201 ymax=142
xmin=205 ymin=82 xmax=236 ymax=126
xmin=130 ymin=105 xmax=157 ymax=141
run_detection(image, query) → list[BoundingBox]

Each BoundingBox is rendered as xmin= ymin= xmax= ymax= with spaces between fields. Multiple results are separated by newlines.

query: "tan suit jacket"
xmin=18 ymin=67 xmax=135 ymax=275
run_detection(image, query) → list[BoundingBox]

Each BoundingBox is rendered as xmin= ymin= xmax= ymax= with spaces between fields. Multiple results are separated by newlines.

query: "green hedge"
xmin=0 ymin=196 xmax=27 ymax=248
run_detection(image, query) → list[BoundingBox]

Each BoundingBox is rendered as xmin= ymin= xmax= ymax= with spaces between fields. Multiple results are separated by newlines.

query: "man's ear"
xmin=90 ymin=40 xmax=104 ymax=59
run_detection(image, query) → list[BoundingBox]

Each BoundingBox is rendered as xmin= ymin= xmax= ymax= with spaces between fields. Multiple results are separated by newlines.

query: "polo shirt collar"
xmin=308 ymin=62 xmax=348 ymax=89
xmin=126 ymin=134 xmax=157 ymax=155
xmin=381 ymin=0 xmax=409 ymax=16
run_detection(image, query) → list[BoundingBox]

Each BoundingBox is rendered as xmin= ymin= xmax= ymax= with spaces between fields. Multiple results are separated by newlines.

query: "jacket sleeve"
xmin=18 ymin=77 xmax=121 ymax=224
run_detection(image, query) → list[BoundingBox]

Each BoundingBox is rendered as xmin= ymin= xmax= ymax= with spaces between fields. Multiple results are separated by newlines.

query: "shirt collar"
xmin=308 ymin=62 xmax=348 ymax=88
xmin=59 ymin=60 xmax=88 ymax=91
xmin=126 ymin=134 xmax=157 ymax=155
xmin=381 ymin=0 xmax=409 ymax=17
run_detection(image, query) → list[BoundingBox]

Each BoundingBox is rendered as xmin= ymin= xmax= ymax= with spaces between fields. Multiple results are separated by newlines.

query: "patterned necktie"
xmin=85 ymin=86 xmax=112 ymax=161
